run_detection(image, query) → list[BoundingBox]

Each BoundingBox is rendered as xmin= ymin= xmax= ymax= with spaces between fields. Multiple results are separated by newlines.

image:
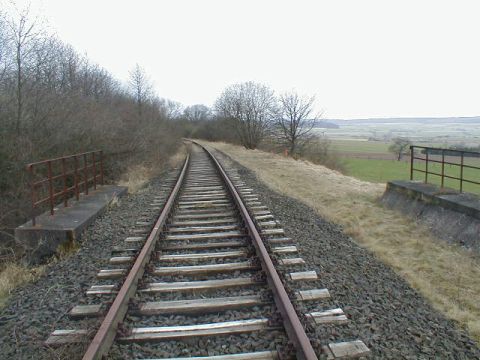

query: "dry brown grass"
xmin=0 ymin=262 xmax=44 ymax=308
xmin=118 ymin=164 xmax=154 ymax=194
xmin=169 ymin=144 xmax=188 ymax=168
xmin=199 ymin=140 xmax=480 ymax=343
xmin=0 ymin=240 xmax=76 ymax=309
xmin=119 ymin=145 xmax=187 ymax=193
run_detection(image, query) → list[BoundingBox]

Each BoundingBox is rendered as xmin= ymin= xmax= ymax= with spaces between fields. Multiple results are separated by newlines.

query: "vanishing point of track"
xmin=46 ymin=141 xmax=370 ymax=359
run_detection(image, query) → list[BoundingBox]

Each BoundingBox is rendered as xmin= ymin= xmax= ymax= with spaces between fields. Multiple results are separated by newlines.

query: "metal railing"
xmin=27 ymin=150 xmax=104 ymax=225
xmin=410 ymin=145 xmax=480 ymax=193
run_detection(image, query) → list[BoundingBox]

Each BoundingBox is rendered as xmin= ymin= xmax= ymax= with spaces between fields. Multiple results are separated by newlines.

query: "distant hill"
xmin=314 ymin=120 xmax=340 ymax=128
xmin=327 ymin=116 xmax=480 ymax=126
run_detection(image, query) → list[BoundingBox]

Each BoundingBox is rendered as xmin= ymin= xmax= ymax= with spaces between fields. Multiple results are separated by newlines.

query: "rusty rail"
xmin=200 ymin=142 xmax=318 ymax=360
xmin=410 ymin=145 xmax=480 ymax=192
xmin=27 ymin=150 xmax=104 ymax=225
xmin=82 ymin=152 xmax=190 ymax=360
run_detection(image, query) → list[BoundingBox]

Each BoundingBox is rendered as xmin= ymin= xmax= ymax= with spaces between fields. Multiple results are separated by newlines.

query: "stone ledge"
xmin=387 ymin=180 xmax=480 ymax=220
xmin=15 ymin=185 xmax=128 ymax=264
xmin=382 ymin=180 xmax=480 ymax=254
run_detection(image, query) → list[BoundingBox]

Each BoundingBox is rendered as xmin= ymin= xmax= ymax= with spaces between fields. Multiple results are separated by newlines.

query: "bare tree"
xmin=276 ymin=91 xmax=318 ymax=155
xmin=389 ymin=137 xmax=412 ymax=161
xmin=183 ymin=104 xmax=212 ymax=122
xmin=0 ymin=11 xmax=10 ymax=84
xmin=6 ymin=6 xmax=43 ymax=135
xmin=164 ymin=99 xmax=183 ymax=120
xmin=128 ymin=64 xmax=152 ymax=116
xmin=215 ymin=81 xmax=276 ymax=149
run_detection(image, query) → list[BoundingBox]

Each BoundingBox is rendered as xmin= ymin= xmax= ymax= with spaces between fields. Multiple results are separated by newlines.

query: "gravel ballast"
xmin=213 ymin=149 xmax=480 ymax=359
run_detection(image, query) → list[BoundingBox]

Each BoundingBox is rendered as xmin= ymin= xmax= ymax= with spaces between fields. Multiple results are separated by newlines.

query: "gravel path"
xmin=0 ymin=167 xmax=179 ymax=360
xmin=213 ymin=149 xmax=480 ymax=360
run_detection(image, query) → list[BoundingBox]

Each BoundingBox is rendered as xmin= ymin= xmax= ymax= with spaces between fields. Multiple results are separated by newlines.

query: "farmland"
xmin=316 ymin=116 xmax=480 ymax=146
xmin=314 ymin=117 xmax=480 ymax=194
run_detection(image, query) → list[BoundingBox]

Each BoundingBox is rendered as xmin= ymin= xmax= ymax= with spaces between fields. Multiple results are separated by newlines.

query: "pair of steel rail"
xmin=82 ymin=142 xmax=317 ymax=360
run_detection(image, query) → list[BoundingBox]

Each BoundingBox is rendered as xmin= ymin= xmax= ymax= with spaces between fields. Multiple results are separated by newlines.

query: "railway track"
xmin=45 ymin=142 xmax=370 ymax=359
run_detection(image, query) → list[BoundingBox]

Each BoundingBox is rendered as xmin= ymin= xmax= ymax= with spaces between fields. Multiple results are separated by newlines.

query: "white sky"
xmin=5 ymin=0 xmax=480 ymax=119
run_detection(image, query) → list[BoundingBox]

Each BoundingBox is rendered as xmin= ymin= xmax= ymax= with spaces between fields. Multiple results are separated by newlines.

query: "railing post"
xmin=74 ymin=156 xmax=79 ymax=201
xmin=92 ymin=152 xmax=97 ymax=190
xmin=62 ymin=157 xmax=68 ymax=207
xmin=29 ymin=165 xmax=36 ymax=226
xmin=84 ymin=153 xmax=89 ymax=195
xmin=99 ymin=151 xmax=104 ymax=185
xmin=425 ymin=149 xmax=429 ymax=184
xmin=460 ymin=152 xmax=464 ymax=193
xmin=47 ymin=161 xmax=55 ymax=216
xmin=410 ymin=146 xmax=414 ymax=180
xmin=441 ymin=149 xmax=445 ymax=188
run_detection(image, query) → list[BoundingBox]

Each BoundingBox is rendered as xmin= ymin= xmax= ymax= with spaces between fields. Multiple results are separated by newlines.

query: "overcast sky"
xmin=6 ymin=0 xmax=480 ymax=119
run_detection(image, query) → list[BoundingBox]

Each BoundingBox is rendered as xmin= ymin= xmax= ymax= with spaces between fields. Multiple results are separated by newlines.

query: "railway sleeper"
xmin=323 ymin=340 xmax=371 ymax=359
xmin=164 ymin=231 xmax=246 ymax=241
xmin=137 ymin=294 xmax=264 ymax=315
xmin=140 ymin=276 xmax=261 ymax=293
xmin=153 ymin=261 xmax=258 ymax=276
xmin=69 ymin=304 xmax=103 ymax=318
xmin=97 ymin=268 xmax=126 ymax=279
xmin=124 ymin=236 xmax=145 ymax=243
xmin=288 ymin=271 xmax=318 ymax=281
xmin=166 ymin=224 xmax=241 ymax=233
xmin=278 ymin=257 xmax=305 ymax=266
xmin=169 ymin=218 xmax=239 ymax=226
xmin=174 ymin=211 xmax=237 ymax=220
xmin=160 ymin=240 xmax=246 ymax=251
xmin=175 ymin=207 xmax=236 ymax=215
xmin=117 ymin=318 xmax=273 ymax=342
xmin=138 ymin=350 xmax=280 ymax=360
xmin=306 ymin=308 xmax=349 ymax=325
xmin=157 ymin=249 xmax=249 ymax=262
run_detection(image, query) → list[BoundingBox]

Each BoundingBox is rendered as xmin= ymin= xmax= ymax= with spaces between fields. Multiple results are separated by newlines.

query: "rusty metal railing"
xmin=27 ymin=150 xmax=104 ymax=225
xmin=410 ymin=145 xmax=480 ymax=193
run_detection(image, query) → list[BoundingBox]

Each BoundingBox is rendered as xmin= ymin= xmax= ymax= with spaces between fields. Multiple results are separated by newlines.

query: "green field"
xmin=331 ymin=139 xmax=390 ymax=154
xmin=343 ymin=158 xmax=480 ymax=194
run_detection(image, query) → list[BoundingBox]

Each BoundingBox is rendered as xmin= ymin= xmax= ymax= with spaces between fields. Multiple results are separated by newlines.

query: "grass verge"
xmin=0 ymin=262 xmax=44 ymax=308
xmin=118 ymin=144 xmax=187 ymax=193
xmin=199 ymin=140 xmax=480 ymax=344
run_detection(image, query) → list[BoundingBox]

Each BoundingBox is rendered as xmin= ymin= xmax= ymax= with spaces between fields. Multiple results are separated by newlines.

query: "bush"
xmin=300 ymin=137 xmax=345 ymax=172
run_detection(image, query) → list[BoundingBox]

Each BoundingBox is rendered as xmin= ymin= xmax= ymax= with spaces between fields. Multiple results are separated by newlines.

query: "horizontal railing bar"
xmin=34 ymin=178 xmax=100 ymax=206
xmin=459 ymin=179 xmax=480 ymax=185
xmin=26 ymin=150 xmax=102 ymax=168
xmin=411 ymin=145 xmax=480 ymax=156
xmin=33 ymin=196 xmax=51 ymax=207
xmin=413 ymin=157 xmax=480 ymax=170
xmin=412 ymin=169 xmax=480 ymax=185
xmin=33 ymin=172 xmax=79 ymax=186
xmin=413 ymin=169 xmax=457 ymax=179
xmin=32 ymin=165 xmax=101 ymax=187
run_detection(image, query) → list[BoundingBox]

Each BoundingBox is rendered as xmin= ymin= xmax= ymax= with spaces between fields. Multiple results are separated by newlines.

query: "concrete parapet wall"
xmin=15 ymin=185 xmax=128 ymax=264
xmin=381 ymin=181 xmax=480 ymax=254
